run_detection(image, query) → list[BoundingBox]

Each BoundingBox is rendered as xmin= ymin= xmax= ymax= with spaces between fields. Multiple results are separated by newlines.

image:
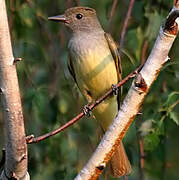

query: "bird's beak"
xmin=48 ymin=15 xmax=68 ymax=23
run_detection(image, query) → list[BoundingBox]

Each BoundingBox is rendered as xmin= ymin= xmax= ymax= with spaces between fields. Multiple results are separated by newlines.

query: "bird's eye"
xmin=76 ymin=13 xmax=83 ymax=19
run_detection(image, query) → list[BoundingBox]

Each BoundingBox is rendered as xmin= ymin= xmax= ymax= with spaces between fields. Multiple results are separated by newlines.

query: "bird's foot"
xmin=83 ymin=104 xmax=91 ymax=117
xmin=111 ymin=84 xmax=118 ymax=95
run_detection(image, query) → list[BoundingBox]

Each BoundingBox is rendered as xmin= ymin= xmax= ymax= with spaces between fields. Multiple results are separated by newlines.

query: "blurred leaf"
xmin=58 ymin=98 xmax=69 ymax=114
xmin=126 ymin=28 xmax=140 ymax=60
xmin=143 ymin=132 xmax=160 ymax=151
xmin=139 ymin=119 xmax=153 ymax=136
xmin=121 ymin=48 xmax=136 ymax=65
xmin=159 ymin=92 xmax=179 ymax=114
xmin=18 ymin=3 xmax=34 ymax=27
xmin=169 ymin=112 xmax=179 ymax=126
xmin=166 ymin=91 xmax=179 ymax=106
xmin=145 ymin=11 xmax=163 ymax=41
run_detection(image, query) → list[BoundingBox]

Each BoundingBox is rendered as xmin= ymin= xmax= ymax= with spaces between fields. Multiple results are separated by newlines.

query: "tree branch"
xmin=74 ymin=2 xmax=179 ymax=180
xmin=26 ymin=66 xmax=140 ymax=144
xmin=0 ymin=0 xmax=29 ymax=179
xmin=119 ymin=0 xmax=135 ymax=52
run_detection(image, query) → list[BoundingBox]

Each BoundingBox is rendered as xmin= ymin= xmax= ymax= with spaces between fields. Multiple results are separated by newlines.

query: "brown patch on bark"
xmin=164 ymin=11 xmax=179 ymax=35
xmin=174 ymin=0 xmax=179 ymax=8
xmin=134 ymin=73 xmax=147 ymax=93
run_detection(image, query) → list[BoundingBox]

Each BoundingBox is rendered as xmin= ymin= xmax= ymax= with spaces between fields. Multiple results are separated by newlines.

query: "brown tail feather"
xmin=110 ymin=142 xmax=131 ymax=178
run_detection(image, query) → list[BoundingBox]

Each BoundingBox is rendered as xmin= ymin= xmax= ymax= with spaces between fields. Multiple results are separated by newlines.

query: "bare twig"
xmin=119 ymin=0 xmax=135 ymax=52
xmin=141 ymin=41 xmax=148 ymax=65
xmin=26 ymin=66 xmax=141 ymax=144
xmin=138 ymin=136 xmax=145 ymax=180
xmin=135 ymin=109 xmax=145 ymax=180
xmin=66 ymin=0 xmax=72 ymax=8
xmin=74 ymin=0 xmax=80 ymax=6
xmin=109 ymin=0 xmax=118 ymax=21
xmin=161 ymin=119 xmax=167 ymax=180
xmin=139 ymin=138 xmax=145 ymax=169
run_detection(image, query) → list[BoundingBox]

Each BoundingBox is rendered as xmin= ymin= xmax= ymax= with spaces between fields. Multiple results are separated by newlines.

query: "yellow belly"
xmin=75 ymin=48 xmax=118 ymax=97
xmin=73 ymin=47 xmax=118 ymax=130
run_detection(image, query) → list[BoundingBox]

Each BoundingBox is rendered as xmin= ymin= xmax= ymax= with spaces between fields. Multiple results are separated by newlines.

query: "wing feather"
xmin=104 ymin=33 xmax=122 ymax=107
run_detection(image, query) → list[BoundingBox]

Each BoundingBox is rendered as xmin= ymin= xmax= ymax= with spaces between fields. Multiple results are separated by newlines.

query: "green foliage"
xmin=143 ymin=131 xmax=160 ymax=151
xmin=0 ymin=0 xmax=179 ymax=179
xmin=159 ymin=91 xmax=179 ymax=124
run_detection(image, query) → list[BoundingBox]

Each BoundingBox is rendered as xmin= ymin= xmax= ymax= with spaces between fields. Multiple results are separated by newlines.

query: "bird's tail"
xmin=110 ymin=141 xmax=131 ymax=178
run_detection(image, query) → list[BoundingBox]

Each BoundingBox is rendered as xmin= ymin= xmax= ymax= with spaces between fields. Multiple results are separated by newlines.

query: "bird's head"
xmin=48 ymin=6 xmax=102 ymax=33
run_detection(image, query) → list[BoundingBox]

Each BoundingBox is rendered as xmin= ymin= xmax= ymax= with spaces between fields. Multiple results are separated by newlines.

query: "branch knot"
xmin=164 ymin=10 xmax=179 ymax=35
xmin=134 ymin=73 xmax=147 ymax=94
xmin=96 ymin=163 xmax=106 ymax=171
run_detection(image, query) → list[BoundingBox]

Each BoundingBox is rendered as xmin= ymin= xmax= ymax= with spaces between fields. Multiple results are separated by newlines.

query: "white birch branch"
xmin=0 ymin=0 xmax=29 ymax=179
xmin=75 ymin=2 xmax=179 ymax=180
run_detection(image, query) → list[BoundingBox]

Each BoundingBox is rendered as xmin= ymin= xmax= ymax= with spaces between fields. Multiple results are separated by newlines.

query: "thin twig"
xmin=109 ymin=0 xmax=118 ymax=21
xmin=74 ymin=0 xmax=80 ymax=6
xmin=141 ymin=41 xmax=148 ymax=65
xmin=26 ymin=65 xmax=142 ymax=144
xmin=66 ymin=0 xmax=72 ymax=8
xmin=161 ymin=118 xmax=167 ymax=180
xmin=139 ymin=138 xmax=145 ymax=169
xmin=135 ymin=108 xmax=145 ymax=180
xmin=138 ymin=137 xmax=145 ymax=180
xmin=119 ymin=0 xmax=135 ymax=52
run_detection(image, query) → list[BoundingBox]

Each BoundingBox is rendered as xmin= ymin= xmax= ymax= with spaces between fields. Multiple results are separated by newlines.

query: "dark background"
xmin=0 ymin=0 xmax=179 ymax=179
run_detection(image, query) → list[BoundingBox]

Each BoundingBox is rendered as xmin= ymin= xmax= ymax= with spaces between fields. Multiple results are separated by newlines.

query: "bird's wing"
xmin=68 ymin=55 xmax=78 ymax=84
xmin=104 ymin=32 xmax=122 ymax=107
xmin=104 ymin=32 xmax=122 ymax=82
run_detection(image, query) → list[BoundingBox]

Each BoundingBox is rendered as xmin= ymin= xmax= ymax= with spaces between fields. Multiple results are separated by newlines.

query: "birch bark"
xmin=0 ymin=0 xmax=29 ymax=179
xmin=75 ymin=2 xmax=179 ymax=180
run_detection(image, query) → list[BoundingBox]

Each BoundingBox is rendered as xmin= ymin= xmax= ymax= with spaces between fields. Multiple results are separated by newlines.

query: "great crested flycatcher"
xmin=48 ymin=6 xmax=131 ymax=177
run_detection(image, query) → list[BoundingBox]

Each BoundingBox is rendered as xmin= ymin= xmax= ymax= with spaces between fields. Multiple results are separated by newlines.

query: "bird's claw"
xmin=111 ymin=84 xmax=118 ymax=95
xmin=83 ymin=105 xmax=91 ymax=117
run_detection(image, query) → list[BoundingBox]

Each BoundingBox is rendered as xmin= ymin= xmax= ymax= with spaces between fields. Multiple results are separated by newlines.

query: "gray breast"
xmin=68 ymin=31 xmax=107 ymax=58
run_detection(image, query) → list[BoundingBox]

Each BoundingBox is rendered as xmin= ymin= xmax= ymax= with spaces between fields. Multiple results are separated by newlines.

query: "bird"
xmin=48 ymin=6 xmax=131 ymax=178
